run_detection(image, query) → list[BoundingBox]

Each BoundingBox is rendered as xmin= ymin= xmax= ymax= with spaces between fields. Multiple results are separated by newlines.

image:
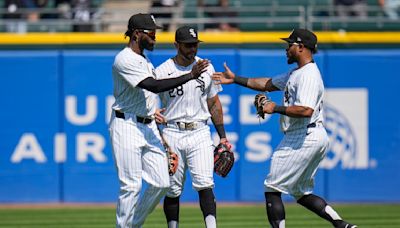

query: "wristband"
xmin=273 ymin=106 xmax=287 ymax=115
xmin=233 ymin=76 xmax=249 ymax=87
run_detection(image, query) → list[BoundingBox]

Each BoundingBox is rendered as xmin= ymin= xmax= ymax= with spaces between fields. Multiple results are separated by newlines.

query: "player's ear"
xmin=173 ymin=42 xmax=179 ymax=49
xmin=298 ymin=43 xmax=305 ymax=52
xmin=133 ymin=29 xmax=140 ymax=41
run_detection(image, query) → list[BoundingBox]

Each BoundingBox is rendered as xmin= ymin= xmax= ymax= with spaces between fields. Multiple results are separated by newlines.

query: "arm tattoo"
xmin=273 ymin=105 xmax=287 ymax=115
xmin=208 ymin=97 xmax=226 ymax=139
xmin=247 ymin=78 xmax=270 ymax=91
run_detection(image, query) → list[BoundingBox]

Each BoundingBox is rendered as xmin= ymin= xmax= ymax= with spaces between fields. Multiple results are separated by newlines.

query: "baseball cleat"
xmin=336 ymin=220 xmax=357 ymax=228
xmin=345 ymin=225 xmax=357 ymax=228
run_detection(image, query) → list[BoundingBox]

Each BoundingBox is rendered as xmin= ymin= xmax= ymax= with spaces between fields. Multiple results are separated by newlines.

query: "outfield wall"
xmin=0 ymin=49 xmax=399 ymax=203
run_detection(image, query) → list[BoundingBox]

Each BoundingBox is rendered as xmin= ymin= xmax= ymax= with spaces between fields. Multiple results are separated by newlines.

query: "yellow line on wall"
xmin=0 ymin=31 xmax=400 ymax=45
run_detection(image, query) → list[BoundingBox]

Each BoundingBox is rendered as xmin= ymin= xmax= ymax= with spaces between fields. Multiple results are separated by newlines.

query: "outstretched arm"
xmin=212 ymin=62 xmax=280 ymax=92
xmin=207 ymin=95 xmax=228 ymax=143
xmin=138 ymin=59 xmax=209 ymax=93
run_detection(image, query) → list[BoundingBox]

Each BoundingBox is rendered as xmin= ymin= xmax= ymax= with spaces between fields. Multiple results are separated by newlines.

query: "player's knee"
xmin=198 ymin=188 xmax=216 ymax=218
xmin=160 ymin=183 xmax=170 ymax=190
xmin=161 ymin=178 xmax=171 ymax=189
xmin=166 ymin=186 xmax=183 ymax=198
xmin=166 ymin=191 xmax=181 ymax=198
xmin=293 ymin=193 xmax=305 ymax=201
xmin=193 ymin=180 xmax=214 ymax=192
xmin=119 ymin=182 xmax=142 ymax=193
xmin=151 ymin=179 xmax=170 ymax=189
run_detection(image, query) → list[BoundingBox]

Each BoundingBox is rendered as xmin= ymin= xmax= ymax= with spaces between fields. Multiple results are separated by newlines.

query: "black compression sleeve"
xmin=137 ymin=73 xmax=193 ymax=93
xmin=233 ymin=76 xmax=249 ymax=87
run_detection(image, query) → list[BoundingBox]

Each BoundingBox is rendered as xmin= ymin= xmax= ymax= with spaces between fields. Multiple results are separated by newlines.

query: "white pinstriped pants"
xmin=161 ymin=124 xmax=215 ymax=197
xmin=109 ymin=113 xmax=170 ymax=228
xmin=264 ymin=126 xmax=329 ymax=199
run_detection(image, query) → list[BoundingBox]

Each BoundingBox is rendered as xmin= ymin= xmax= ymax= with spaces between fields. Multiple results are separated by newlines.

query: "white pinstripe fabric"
xmin=109 ymin=113 xmax=170 ymax=228
xmin=266 ymin=62 xmax=328 ymax=199
xmin=264 ymin=127 xmax=329 ymax=199
xmin=154 ymin=56 xmax=219 ymax=197
xmin=155 ymin=57 xmax=221 ymax=122
xmin=162 ymin=125 xmax=215 ymax=197
xmin=112 ymin=47 xmax=157 ymax=117
xmin=109 ymin=47 xmax=170 ymax=228
xmin=272 ymin=63 xmax=324 ymax=133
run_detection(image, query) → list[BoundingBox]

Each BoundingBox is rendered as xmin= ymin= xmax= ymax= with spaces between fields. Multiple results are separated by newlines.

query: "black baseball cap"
xmin=127 ymin=13 xmax=162 ymax=30
xmin=281 ymin=29 xmax=317 ymax=51
xmin=175 ymin=26 xmax=202 ymax=43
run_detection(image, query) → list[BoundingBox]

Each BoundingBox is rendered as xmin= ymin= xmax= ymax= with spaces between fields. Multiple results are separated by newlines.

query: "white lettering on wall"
xmin=54 ymin=133 xmax=66 ymax=163
xmin=245 ymin=132 xmax=272 ymax=162
xmin=76 ymin=133 xmax=107 ymax=162
xmin=65 ymin=95 xmax=97 ymax=125
xmin=240 ymin=95 xmax=271 ymax=124
xmin=11 ymin=133 xmax=47 ymax=163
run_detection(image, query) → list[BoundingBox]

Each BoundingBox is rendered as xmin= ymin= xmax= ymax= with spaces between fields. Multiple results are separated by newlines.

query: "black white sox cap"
xmin=127 ymin=13 xmax=162 ymax=30
xmin=281 ymin=28 xmax=318 ymax=51
xmin=175 ymin=26 xmax=202 ymax=43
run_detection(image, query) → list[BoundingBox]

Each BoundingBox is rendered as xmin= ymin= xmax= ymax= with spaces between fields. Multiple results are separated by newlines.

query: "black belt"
xmin=115 ymin=111 xmax=153 ymax=124
xmin=307 ymin=123 xmax=316 ymax=128
xmin=307 ymin=122 xmax=323 ymax=128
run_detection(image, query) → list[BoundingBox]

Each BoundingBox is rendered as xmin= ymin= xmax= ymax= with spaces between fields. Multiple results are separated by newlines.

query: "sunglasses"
xmin=288 ymin=42 xmax=301 ymax=48
xmin=139 ymin=29 xmax=156 ymax=39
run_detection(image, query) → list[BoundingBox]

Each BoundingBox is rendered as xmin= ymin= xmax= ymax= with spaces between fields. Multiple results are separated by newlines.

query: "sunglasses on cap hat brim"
xmin=288 ymin=43 xmax=301 ymax=48
xmin=138 ymin=29 xmax=156 ymax=39
xmin=281 ymin=38 xmax=303 ymax=47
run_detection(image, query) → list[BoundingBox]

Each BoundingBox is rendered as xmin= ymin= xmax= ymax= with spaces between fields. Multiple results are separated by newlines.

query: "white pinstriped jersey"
xmin=272 ymin=62 xmax=324 ymax=132
xmin=155 ymin=56 xmax=222 ymax=122
xmin=109 ymin=47 xmax=171 ymax=227
xmin=111 ymin=47 xmax=157 ymax=117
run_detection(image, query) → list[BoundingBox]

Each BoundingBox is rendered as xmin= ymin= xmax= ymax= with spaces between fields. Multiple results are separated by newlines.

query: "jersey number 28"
xmin=169 ymin=86 xmax=184 ymax=97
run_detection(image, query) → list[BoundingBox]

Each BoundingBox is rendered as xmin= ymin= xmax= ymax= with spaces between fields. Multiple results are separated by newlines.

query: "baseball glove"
xmin=166 ymin=147 xmax=178 ymax=176
xmin=214 ymin=142 xmax=234 ymax=178
xmin=254 ymin=93 xmax=270 ymax=119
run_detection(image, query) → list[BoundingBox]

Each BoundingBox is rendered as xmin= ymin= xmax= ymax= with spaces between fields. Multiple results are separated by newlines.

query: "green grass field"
xmin=0 ymin=203 xmax=399 ymax=227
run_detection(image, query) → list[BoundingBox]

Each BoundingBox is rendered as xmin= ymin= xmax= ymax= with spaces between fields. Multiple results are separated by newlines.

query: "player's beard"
xmin=287 ymin=55 xmax=297 ymax=64
xmin=179 ymin=49 xmax=196 ymax=63
xmin=139 ymin=37 xmax=155 ymax=51
xmin=183 ymin=52 xmax=195 ymax=62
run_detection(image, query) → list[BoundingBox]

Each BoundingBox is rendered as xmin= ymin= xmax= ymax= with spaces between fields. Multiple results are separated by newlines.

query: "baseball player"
xmin=154 ymin=26 xmax=229 ymax=228
xmin=109 ymin=14 xmax=208 ymax=228
xmin=212 ymin=29 xmax=357 ymax=228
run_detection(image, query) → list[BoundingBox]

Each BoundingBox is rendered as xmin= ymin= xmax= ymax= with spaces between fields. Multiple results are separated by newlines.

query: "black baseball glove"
xmin=214 ymin=142 xmax=234 ymax=178
xmin=254 ymin=93 xmax=270 ymax=119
